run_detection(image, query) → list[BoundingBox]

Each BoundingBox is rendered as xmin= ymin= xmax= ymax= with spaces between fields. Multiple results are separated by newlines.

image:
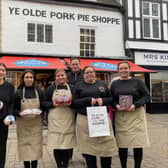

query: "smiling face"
xmin=55 ymin=70 xmax=67 ymax=85
xmin=0 ymin=65 xmax=6 ymax=81
xmin=70 ymin=59 xmax=81 ymax=72
xmin=83 ymin=66 xmax=96 ymax=83
xmin=118 ymin=62 xmax=131 ymax=79
xmin=24 ymin=72 xmax=34 ymax=87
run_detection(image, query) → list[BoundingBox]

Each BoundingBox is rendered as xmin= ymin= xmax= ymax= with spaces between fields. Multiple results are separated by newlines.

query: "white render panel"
xmin=135 ymin=20 xmax=141 ymax=39
xmin=135 ymin=0 xmax=140 ymax=18
xmin=163 ymin=23 xmax=168 ymax=40
xmin=163 ymin=3 xmax=168 ymax=21
xmin=128 ymin=19 xmax=134 ymax=38
xmin=1 ymin=0 xmax=125 ymax=57
xmin=126 ymin=40 xmax=168 ymax=51
xmin=128 ymin=0 xmax=133 ymax=17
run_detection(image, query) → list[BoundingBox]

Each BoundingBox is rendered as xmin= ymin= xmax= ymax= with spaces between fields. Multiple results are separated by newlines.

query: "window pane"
xmin=27 ymin=23 xmax=35 ymax=42
xmin=152 ymin=4 xmax=159 ymax=16
xmin=151 ymin=72 xmax=168 ymax=102
xmin=80 ymin=36 xmax=84 ymax=42
xmin=143 ymin=2 xmax=149 ymax=15
xmin=80 ymin=50 xmax=84 ymax=56
xmin=91 ymin=36 xmax=95 ymax=42
xmin=85 ymin=36 xmax=90 ymax=42
xmin=28 ymin=23 xmax=35 ymax=33
xmin=86 ymin=44 xmax=89 ymax=50
xmin=80 ymin=29 xmax=84 ymax=34
xmin=91 ymin=51 xmax=95 ymax=56
xmin=144 ymin=18 xmax=150 ymax=37
xmin=91 ymin=30 xmax=95 ymax=36
xmin=80 ymin=43 xmax=84 ymax=50
xmin=85 ymin=50 xmax=90 ymax=56
xmin=91 ymin=44 xmax=95 ymax=50
xmin=85 ymin=29 xmax=90 ymax=35
xmin=37 ymin=24 xmax=44 ymax=42
xmin=152 ymin=19 xmax=159 ymax=38
xmin=45 ymin=25 xmax=53 ymax=43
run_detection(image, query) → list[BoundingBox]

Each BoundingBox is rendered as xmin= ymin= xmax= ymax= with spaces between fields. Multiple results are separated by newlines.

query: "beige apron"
xmin=48 ymin=84 xmax=76 ymax=149
xmin=17 ymin=88 xmax=42 ymax=161
xmin=115 ymin=106 xmax=150 ymax=148
xmin=76 ymin=113 xmax=117 ymax=157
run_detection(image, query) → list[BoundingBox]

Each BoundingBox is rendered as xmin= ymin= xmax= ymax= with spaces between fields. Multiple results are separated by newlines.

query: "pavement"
xmin=5 ymin=113 xmax=168 ymax=168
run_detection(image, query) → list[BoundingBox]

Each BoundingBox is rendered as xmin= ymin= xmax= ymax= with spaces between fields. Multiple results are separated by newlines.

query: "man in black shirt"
xmin=67 ymin=57 xmax=83 ymax=88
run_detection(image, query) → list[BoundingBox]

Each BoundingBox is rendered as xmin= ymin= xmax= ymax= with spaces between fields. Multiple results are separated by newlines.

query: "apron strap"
xmin=22 ymin=87 xmax=39 ymax=100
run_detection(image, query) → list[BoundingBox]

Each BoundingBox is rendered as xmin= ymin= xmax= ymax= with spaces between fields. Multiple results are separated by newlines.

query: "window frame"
xmin=80 ymin=28 xmax=95 ymax=57
xmin=142 ymin=1 xmax=161 ymax=39
xmin=27 ymin=23 xmax=53 ymax=43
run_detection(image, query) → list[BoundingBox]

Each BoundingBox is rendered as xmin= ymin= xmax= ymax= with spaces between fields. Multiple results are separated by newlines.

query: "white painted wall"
xmin=127 ymin=0 xmax=133 ymax=17
xmin=126 ymin=40 xmax=168 ymax=51
xmin=135 ymin=0 xmax=140 ymax=18
xmin=1 ymin=0 xmax=125 ymax=57
xmin=128 ymin=20 xmax=134 ymax=38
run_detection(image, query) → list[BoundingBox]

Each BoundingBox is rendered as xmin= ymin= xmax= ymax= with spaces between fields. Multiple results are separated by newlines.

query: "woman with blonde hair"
xmin=44 ymin=69 xmax=75 ymax=168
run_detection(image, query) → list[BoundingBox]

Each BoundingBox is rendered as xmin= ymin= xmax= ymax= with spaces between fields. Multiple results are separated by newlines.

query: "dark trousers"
xmin=53 ymin=149 xmax=72 ymax=168
xmin=23 ymin=160 xmax=38 ymax=168
xmin=119 ymin=148 xmax=143 ymax=168
xmin=0 ymin=120 xmax=8 ymax=168
xmin=84 ymin=154 xmax=112 ymax=168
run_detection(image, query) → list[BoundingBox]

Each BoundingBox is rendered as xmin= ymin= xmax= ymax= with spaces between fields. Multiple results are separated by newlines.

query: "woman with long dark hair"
xmin=0 ymin=62 xmax=15 ymax=168
xmin=14 ymin=69 xmax=44 ymax=168
xmin=110 ymin=61 xmax=150 ymax=168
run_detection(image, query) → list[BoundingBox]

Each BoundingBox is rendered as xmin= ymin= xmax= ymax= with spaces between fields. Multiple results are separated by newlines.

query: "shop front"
xmin=135 ymin=51 xmax=168 ymax=113
xmin=0 ymin=56 xmax=154 ymax=89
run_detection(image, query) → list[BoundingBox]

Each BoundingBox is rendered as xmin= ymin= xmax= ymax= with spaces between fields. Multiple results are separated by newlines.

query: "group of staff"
xmin=0 ymin=58 xmax=151 ymax=168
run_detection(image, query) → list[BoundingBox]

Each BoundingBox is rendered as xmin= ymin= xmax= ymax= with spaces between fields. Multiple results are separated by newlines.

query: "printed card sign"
xmin=119 ymin=95 xmax=133 ymax=109
xmin=87 ymin=106 xmax=110 ymax=137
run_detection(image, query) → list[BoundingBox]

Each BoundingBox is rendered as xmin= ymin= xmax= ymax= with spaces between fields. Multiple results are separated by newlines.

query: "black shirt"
xmin=110 ymin=78 xmax=151 ymax=108
xmin=14 ymin=87 xmax=44 ymax=116
xmin=72 ymin=80 xmax=112 ymax=115
xmin=67 ymin=70 xmax=83 ymax=87
xmin=0 ymin=81 xmax=15 ymax=119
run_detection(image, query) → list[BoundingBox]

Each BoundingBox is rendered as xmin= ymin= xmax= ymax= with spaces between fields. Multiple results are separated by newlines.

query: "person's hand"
xmin=128 ymin=104 xmax=135 ymax=112
xmin=116 ymin=104 xmax=127 ymax=111
xmin=3 ymin=115 xmax=15 ymax=126
xmin=63 ymin=102 xmax=71 ymax=106
xmin=96 ymin=98 xmax=103 ymax=106
xmin=3 ymin=119 xmax=10 ymax=126
xmin=91 ymin=98 xmax=97 ymax=106
xmin=53 ymin=102 xmax=62 ymax=107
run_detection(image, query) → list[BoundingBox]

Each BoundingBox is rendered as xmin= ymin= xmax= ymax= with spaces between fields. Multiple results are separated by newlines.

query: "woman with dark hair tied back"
xmin=110 ymin=61 xmax=151 ymax=168
xmin=72 ymin=66 xmax=117 ymax=168
xmin=0 ymin=62 xmax=15 ymax=168
xmin=44 ymin=69 xmax=75 ymax=168
xmin=14 ymin=69 xmax=44 ymax=168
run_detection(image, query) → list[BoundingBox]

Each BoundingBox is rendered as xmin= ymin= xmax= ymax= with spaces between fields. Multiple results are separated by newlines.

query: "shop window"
xmin=142 ymin=2 xmax=160 ymax=39
xmin=27 ymin=23 xmax=53 ymax=43
xmin=80 ymin=28 xmax=95 ymax=57
xmin=6 ymin=71 xmax=22 ymax=90
xmin=151 ymin=72 xmax=168 ymax=102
